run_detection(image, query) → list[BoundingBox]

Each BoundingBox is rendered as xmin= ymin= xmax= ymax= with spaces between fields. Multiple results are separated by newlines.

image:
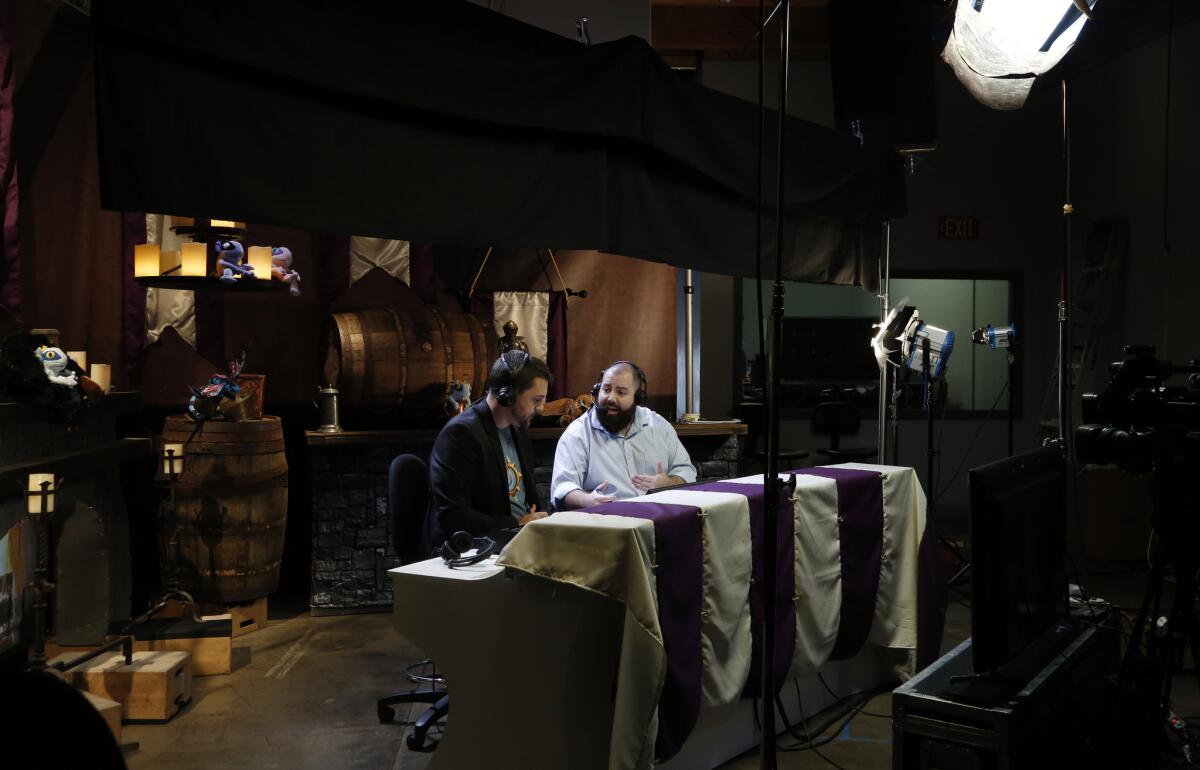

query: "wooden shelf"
xmin=0 ymin=437 xmax=154 ymax=495
xmin=135 ymin=275 xmax=285 ymax=291
xmin=305 ymin=421 xmax=745 ymax=446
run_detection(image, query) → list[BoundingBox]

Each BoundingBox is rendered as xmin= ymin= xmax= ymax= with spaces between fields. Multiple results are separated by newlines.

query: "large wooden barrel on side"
xmin=322 ymin=304 xmax=498 ymax=418
xmin=159 ymin=416 xmax=288 ymax=603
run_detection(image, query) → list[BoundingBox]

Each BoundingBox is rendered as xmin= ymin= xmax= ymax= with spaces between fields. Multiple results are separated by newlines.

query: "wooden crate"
xmin=46 ymin=620 xmax=233 ymax=677
xmin=82 ymin=691 xmax=123 ymax=744
xmin=164 ymin=595 xmax=268 ymax=638
xmin=52 ymin=650 xmax=192 ymax=722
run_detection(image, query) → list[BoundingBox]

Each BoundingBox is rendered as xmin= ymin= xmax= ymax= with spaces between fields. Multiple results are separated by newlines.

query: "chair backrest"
xmin=811 ymin=401 xmax=860 ymax=448
xmin=388 ymin=454 xmax=433 ymax=563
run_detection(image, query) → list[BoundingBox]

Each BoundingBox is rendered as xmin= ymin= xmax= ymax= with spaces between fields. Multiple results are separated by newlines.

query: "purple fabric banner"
xmin=583 ymin=500 xmax=702 ymax=762
xmin=687 ymin=480 xmax=795 ymax=697
xmin=0 ymin=0 xmax=19 ymax=323
xmin=795 ymin=468 xmax=884 ymax=660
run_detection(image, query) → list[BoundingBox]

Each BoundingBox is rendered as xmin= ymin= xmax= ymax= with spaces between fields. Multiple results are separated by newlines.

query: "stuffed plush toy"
xmin=36 ymin=346 xmax=78 ymax=388
xmin=444 ymin=380 xmax=471 ymax=417
xmin=187 ymin=352 xmax=246 ymax=421
xmin=0 ymin=332 xmax=86 ymax=425
xmin=215 ymin=240 xmax=254 ymax=283
xmin=270 ymin=247 xmax=301 ymax=297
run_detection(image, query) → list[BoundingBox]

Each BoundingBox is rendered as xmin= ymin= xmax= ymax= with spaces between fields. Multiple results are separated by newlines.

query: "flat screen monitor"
xmin=779 ymin=316 xmax=878 ymax=384
xmin=969 ymin=445 xmax=1067 ymax=673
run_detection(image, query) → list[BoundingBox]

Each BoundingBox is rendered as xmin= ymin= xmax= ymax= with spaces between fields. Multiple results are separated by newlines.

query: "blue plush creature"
xmin=215 ymin=240 xmax=254 ymax=283
xmin=187 ymin=352 xmax=246 ymax=421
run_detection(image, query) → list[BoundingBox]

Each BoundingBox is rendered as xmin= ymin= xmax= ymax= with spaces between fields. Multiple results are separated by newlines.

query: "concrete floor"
xmin=120 ymin=560 xmax=1196 ymax=770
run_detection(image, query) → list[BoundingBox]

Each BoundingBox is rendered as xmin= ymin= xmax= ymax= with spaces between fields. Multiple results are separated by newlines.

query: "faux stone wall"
xmin=309 ymin=433 xmax=742 ymax=613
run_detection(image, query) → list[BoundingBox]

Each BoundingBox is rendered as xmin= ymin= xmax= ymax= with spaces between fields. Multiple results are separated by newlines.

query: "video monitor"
xmin=969 ymin=445 xmax=1067 ymax=673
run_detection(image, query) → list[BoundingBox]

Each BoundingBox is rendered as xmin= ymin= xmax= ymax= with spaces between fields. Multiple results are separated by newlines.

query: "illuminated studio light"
xmin=942 ymin=0 xmax=1100 ymax=110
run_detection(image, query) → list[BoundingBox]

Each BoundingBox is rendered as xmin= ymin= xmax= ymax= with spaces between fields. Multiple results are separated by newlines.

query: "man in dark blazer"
xmin=430 ymin=350 xmax=552 ymax=539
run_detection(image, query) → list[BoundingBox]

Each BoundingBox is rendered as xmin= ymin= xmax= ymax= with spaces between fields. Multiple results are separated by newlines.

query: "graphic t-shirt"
xmin=497 ymin=428 xmax=527 ymax=521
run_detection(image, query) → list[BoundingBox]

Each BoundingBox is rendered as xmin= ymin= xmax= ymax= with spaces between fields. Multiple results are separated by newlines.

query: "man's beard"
xmin=597 ymin=402 xmax=636 ymax=433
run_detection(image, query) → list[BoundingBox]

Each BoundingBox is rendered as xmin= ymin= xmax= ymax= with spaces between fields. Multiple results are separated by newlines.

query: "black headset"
xmin=493 ymin=350 xmax=529 ymax=407
xmin=440 ymin=530 xmax=497 ymax=569
xmin=592 ymin=360 xmax=648 ymax=406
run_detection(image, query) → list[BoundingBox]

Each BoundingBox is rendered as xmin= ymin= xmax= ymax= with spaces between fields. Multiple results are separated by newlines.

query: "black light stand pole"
xmin=1058 ymin=79 xmax=1073 ymax=459
xmin=760 ymin=2 xmax=790 ymax=768
xmin=923 ymin=338 xmax=935 ymax=520
xmin=1007 ymin=345 xmax=1015 ymax=457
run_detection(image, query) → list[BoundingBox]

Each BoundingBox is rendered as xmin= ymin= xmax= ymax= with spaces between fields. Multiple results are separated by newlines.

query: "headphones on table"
xmin=591 ymin=360 xmax=648 ymax=406
xmin=494 ymin=350 xmax=529 ymax=407
xmin=440 ymin=530 xmax=497 ymax=569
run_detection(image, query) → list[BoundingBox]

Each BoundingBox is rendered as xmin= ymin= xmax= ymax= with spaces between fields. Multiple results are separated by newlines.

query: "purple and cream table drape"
xmin=497 ymin=463 xmax=939 ymax=770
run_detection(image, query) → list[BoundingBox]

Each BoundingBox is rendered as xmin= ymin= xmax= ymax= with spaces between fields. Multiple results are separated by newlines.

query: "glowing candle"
xmin=134 ymin=244 xmax=160 ymax=277
xmin=89 ymin=364 xmax=111 ymax=394
xmin=27 ymin=474 xmax=55 ymax=514
xmin=181 ymin=242 xmax=207 ymax=277
xmin=66 ymin=351 xmax=86 ymax=370
xmin=246 ymin=246 xmax=272 ymax=279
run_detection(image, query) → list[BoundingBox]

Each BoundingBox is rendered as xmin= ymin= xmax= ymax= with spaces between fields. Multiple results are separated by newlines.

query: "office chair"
xmin=738 ymin=401 xmax=809 ymax=471
xmin=377 ymin=454 xmax=450 ymax=751
xmin=811 ymin=400 xmax=877 ymax=462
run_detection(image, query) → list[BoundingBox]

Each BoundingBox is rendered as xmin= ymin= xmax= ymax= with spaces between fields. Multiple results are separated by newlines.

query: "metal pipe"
xmin=684 ymin=269 xmax=697 ymax=420
xmin=878 ymin=221 xmax=891 ymax=459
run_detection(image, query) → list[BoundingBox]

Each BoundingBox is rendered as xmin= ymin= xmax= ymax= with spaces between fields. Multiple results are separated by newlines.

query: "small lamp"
xmin=246 ymin=246 xmax=272 ymax=279
xmin=181 ymin=242 xmax=207 ymax=277
xmin=26 ymin=473 xmax=55 ymax=515
xmin=162 ymin=443 xmax=185 ymax=477
xmin=134 ymin=244 xmax=161 ymax=277
xmin=66 ymin=351 xmax=87 ymax=371
xmin=89 ymin=363 xmax=112 ymax=394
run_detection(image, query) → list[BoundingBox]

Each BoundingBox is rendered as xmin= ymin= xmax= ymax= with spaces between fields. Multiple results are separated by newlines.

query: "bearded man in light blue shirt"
xmin=552 ymin=361 xmax=696 ymax=509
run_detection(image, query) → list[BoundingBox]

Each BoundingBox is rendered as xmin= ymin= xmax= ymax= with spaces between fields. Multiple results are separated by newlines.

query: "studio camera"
xmin=1074 ymin=345 xmax=1200 ymax=473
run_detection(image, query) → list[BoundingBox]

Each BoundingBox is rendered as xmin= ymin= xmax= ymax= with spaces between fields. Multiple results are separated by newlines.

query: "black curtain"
xmin=92 ymin=0 xmax=905 ymax=288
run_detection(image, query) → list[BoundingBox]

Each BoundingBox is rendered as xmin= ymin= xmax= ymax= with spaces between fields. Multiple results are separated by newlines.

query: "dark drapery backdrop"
xmin=0 ymin=0 xmax=18 ymax=324
xmin=92 ymin=0 xmax=904 ymax=291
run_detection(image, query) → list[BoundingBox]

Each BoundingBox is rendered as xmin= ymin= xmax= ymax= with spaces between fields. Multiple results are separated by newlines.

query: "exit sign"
xmin=938 ymin=216 xmax=979 ymax=240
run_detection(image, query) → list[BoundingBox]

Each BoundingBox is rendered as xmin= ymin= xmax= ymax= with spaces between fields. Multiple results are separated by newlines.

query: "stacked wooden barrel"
xmin=159 ymin=416 xmax=288 ymax=603
xmin=322 ymin=303 xmax=497 ymax=420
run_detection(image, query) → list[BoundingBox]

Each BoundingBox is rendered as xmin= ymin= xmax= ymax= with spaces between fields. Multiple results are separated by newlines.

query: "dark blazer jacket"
xmin=430 ymin=399 xmax=543 ymax=537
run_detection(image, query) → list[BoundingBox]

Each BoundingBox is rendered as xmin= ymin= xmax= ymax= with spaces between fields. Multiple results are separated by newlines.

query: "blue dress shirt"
xmin=551 ymin=405 xmax=697 ymax=508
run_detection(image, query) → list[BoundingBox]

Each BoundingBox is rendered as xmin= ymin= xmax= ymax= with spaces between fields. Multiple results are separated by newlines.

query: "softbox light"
xmin=942 ymin=0 xmax=1100 ymax=110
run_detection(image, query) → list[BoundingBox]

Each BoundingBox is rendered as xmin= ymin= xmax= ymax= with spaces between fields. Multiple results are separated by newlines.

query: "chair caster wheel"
xmin=377 ymin=706 xmax=395 ymax=724
xmin=407 ymin=733 xmax=425 ymax=751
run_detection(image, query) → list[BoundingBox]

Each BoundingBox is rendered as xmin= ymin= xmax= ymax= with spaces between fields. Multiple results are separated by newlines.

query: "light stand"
xmin=22 ymin=474 xmax=57 ymax=671
xmin=760 ymin=2 xmax=790 ymax=767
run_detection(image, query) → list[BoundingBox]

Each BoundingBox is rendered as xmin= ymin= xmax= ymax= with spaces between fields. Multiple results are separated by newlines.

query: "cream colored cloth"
xmin=498 ymin=511 xmax=661 ymax=770
xmin=349 ymin=236 xmax=410 ymax=285
xmin=492 ymin=290 xmax=549 ymax=361
xmin=144 ymin=214 xmax=196 ymax=346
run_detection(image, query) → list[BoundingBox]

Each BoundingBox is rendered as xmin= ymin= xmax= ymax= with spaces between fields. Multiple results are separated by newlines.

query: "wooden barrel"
xmin=159 ymin=416 xmax=288 ymax=603
xmin=322 ymin=304 xmax=497 ymax=417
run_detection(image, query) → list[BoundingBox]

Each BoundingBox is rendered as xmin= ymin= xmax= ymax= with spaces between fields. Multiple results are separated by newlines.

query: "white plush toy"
xmin=36 ymin=346 xmax=78 ymax=388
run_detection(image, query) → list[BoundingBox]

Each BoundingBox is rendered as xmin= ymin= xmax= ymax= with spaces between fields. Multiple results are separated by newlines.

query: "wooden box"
xmin=52 ymin=650 xmax=192 ymax=722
